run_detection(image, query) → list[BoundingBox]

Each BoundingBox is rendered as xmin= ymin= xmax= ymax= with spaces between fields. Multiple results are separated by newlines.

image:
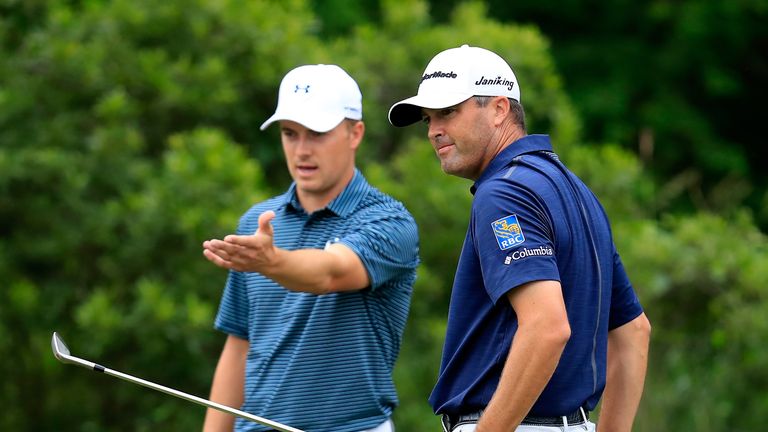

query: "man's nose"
xmin=295 ymin=135 xmax=313 ymax=154
xmin=428 ymin=120 xmax=443 ymax=141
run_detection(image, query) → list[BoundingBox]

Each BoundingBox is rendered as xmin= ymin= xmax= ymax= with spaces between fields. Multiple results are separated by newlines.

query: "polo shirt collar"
xmin=283 ymin=168 xmax=368 ymax=217
xmin=471 ymin=134 xmax=553 ymax=195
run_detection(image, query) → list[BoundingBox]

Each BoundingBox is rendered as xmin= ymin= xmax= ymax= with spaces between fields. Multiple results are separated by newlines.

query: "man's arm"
xmin=597 ymin=312 xmax=651 ymax=432
xmin=203 ymin=335 xmax=249 ymax=432
xmin=476 ymin=280 xmax=571 ymax=432
xmin=203 ymin=210 xmax=370 ymax=294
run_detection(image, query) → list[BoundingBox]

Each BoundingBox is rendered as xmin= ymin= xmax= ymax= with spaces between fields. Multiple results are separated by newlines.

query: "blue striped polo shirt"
xmin=215 ymin=169 xmax=420 ymax=432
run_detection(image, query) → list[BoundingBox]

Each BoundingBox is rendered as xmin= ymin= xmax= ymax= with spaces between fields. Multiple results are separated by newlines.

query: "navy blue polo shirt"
xmin=429 ymin=135 xmax=643 ymax=417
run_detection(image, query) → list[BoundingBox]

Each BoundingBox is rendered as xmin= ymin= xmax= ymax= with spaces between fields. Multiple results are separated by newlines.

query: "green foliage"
xmin=1 ymin=0 xmax=294 ymax=430
xmin=614 ymin=212 xmax=768 ymax=431
xmin=1 ymin=0 xmax=767 ymax=431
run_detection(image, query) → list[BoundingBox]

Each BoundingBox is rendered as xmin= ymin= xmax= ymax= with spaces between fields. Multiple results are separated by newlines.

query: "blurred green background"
xmin=2 ymin=0 xmax=767 ymax=430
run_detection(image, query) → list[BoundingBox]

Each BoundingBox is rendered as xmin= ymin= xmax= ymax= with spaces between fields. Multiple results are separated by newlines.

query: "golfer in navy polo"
xmin=389 ymin=45 xmax=651 ymax=432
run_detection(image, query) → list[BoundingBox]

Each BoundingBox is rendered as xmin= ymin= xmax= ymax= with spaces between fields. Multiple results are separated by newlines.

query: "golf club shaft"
xmin=51 ymin=332 xmax=303 ymax=432
xmin=99 ymin=366 xmax=303 ymax=432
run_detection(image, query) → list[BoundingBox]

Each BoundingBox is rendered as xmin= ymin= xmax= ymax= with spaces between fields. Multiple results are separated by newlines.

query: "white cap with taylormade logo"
xmin=261 ymin=64 xmax=363 ymax=133
xmin=388 ymin=44 xmax=520 ymax=127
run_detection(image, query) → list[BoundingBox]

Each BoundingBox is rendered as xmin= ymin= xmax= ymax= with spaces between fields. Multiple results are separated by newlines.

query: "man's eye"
xmin=440 ymin=108 xmax=455 ymax=116
xmin=421 ymin=116 xmax=431 ymax=125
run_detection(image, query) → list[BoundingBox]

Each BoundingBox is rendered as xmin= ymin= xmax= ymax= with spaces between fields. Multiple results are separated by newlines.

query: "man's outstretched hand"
xmin=203 ymin=210 xmax=278 ymax=272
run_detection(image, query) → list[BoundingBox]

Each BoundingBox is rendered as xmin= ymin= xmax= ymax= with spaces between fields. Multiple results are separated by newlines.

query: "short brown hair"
xmin=473 ymin=96 xmax=526 ymax=132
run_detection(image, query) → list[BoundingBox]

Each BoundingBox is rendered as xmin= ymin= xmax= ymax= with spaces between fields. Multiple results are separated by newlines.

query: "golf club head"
xmin=51 ymin=331 xmax=98 ymax=370
xmin=51 ymin=332 xmax=72 ymax=362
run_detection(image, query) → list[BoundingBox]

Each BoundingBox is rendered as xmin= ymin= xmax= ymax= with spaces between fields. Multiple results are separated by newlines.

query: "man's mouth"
xmin=436 ymin=143 xmax=454 ymax=156
xmin=296 ymin=164 xmax=318 ymax=176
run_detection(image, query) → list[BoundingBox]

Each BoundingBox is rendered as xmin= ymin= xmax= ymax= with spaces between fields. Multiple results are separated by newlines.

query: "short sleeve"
xmin=214 ymin=270 xmax=250 ymax=339
xmin=608 ymin=250 xmax=643 ymax=329
xmin=473 ymin=181 xmax=560 ymax=304
xmin=339 ymin=206 xmax=419 ymax=289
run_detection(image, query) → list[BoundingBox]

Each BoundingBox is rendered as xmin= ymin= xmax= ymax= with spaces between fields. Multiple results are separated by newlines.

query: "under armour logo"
xmin=294 ymin=84 xmax=310 ymax=93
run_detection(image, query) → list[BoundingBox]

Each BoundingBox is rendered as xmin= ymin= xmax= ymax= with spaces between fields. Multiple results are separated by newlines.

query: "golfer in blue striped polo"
xmin=202 ymin=64 xmax=420 ymax=432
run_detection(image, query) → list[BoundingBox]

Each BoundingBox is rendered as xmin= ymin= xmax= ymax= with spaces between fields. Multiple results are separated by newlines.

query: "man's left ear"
xmin=350 ymin=120 xmax=365 ymax=149
xmin=493 ymin=96 xmax=510 ymax=126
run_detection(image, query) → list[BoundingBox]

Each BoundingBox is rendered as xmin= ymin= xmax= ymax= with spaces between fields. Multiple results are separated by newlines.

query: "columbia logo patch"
xmin=492 ymin=214 xmax=525 ymax=250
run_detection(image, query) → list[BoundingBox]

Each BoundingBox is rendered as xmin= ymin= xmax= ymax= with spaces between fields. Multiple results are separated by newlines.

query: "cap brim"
xmin=388 ymin=92 xmax=473 ymax=127
xmin=260 ymin=110 xmax=345 ymax=133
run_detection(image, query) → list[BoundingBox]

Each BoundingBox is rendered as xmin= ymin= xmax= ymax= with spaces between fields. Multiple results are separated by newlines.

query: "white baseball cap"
xmin=260 ymin=64 xmax=363 ymax=132
xmin=388 ymin=44 xmax=520 ymax=127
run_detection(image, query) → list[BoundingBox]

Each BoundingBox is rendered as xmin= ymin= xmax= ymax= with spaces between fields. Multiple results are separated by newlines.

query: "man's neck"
xmin=296 ymin=169 xmax=355 ymax=214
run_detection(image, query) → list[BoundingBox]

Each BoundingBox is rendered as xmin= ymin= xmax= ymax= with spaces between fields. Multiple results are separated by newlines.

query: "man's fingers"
xmin=221 ymin=211 xmax=275 ymax=247
xmin=204 ymin=239 xmax=250 ymax=263
xmin=204 ymin=245 xmax=254 ymax=272
xmin=222 ymin=234 xmax=254 ymax=247
xmin=207 ymin=238 xmax=241 ymax=255
xmin=203 ymin=248 xmax=233 ymax=269
xmin=204 ymin=211 xmax=276 ymax=273
xmin=257 ymin=210 xmax=276 ymax=237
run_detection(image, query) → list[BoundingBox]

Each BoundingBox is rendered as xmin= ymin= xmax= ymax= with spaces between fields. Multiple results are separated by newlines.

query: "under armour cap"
xmin=260 ymin=64 xmax=363 ymax=133
xmin=388 ymin=45 xmax=520 ymax=127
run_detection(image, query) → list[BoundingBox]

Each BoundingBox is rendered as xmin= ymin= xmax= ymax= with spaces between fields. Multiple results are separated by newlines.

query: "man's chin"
xmin=295 ymin=180 xmax=317 ymax=190
xmin=440 ymin=161 xmax=459 ymax=176
xmin=440 ymin=162 xmax=473 ymax=180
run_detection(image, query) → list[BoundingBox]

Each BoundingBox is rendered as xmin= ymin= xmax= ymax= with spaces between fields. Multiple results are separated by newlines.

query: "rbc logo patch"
xmin=492 ymin=214 xmax=525 ymax=250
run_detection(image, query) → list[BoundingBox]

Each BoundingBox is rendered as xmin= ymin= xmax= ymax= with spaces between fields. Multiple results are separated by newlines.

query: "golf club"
xmin=51 ymin=331 xmax=304 ymax=432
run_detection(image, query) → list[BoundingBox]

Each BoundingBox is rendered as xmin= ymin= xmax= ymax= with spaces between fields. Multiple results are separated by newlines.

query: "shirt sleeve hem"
xmin=608 ymin=306 xmax=644 ymax=331
xmin=214 ymin=322 xmax=248 ymax=340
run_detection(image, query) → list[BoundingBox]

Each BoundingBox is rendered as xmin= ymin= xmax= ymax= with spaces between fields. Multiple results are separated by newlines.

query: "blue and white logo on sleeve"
xmin=492 ymin=214 xmax=525 ymax=250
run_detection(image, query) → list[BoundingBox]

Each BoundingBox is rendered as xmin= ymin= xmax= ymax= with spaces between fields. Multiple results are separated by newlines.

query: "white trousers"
xmin=362 ymin=418 xmax=394 ymax=432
